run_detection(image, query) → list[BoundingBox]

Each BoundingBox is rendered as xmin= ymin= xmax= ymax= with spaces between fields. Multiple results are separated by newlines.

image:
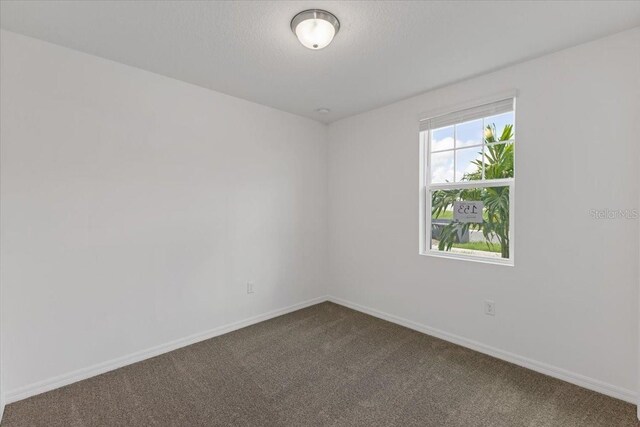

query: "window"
xmin=419 ymin=96 xmax=515 ymax=265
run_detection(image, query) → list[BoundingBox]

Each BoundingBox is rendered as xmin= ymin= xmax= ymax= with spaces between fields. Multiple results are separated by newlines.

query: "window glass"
xmin=484 ymin=111 xmax=515 ymax=142
xmin=421 ymin=97 xmax=515 ymax=264
xmin=431 ymin=126 xmax=454 ymax=152
xmin=483 ymin=142 xmax=514 ymax=179
xmin=455 ymin=147 xmax=482 ymax=182
xmin=430 ymin=150 xmax=454 ymax=183
xmin=430 ymin=186 xmax=510 ymax=260
xmin=455 ymin=119 xmax=483 ymax=148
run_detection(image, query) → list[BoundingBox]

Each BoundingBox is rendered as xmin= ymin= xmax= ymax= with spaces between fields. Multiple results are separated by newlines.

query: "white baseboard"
xmin=4 ymin=296 xmax=328 ymax=404
xmin=4 ymin=294 xmax=637 ymax=409
xmin=327 ymin=295 xmax=637 ymax=405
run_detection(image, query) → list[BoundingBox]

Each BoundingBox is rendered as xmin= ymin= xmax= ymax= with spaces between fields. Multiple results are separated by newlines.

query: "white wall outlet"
xmin=246 ymin=282 xmax=255 ymax=294
xmin=484 ymin=300 xmax=495 ymax=316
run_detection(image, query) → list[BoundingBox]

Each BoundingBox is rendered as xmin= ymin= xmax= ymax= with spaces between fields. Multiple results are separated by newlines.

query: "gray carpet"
xmin=1 ymin=302 xmax=637 ymax=426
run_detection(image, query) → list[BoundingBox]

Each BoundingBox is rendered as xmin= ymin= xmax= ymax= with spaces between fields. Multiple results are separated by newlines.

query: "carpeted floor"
xmin=1 ymin=302 xmax=637 ymax=426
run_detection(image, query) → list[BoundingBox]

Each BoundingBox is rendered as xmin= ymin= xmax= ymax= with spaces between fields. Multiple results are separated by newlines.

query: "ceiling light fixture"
xmin=291 ymin=9 xmax=340 ymax=50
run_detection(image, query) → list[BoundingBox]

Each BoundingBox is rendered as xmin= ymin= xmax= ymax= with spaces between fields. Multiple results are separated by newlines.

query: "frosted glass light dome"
xmin=291 ymin=10 xmax=340 ymax=50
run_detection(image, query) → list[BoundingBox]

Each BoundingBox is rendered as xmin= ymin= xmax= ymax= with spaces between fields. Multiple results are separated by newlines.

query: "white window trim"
xmin=418 ymin=95 xmax=516 ymax=266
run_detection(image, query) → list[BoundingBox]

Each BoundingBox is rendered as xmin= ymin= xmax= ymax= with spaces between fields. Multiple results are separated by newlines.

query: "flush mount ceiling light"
xmin=291 ymin=9 xmax=340 ymax=50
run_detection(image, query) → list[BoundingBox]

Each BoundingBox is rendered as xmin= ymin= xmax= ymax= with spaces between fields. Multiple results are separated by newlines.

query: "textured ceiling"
xmin=1 ymin=1 xmax=639 ymax=123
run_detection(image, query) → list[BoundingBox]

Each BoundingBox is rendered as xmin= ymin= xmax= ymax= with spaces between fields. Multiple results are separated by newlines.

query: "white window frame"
xmin=418 ymin=93 xmax=516 ymax=266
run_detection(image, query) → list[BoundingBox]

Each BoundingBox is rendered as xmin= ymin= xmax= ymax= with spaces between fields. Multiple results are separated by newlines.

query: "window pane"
xmin=455 ymin=147 xmax=483 ymax=181
xmin=431 ymin=126 xmax=454 ymax=152
xmin=430 ymin=150 xmax=454 ymax=183
xmin=483 ymin=142 xmax=514 ymax=179
xmin=455 ymin=119 xmax=483 ymax=148
xmin=430 ymin=186 xmax=510 ymax=259
xmin=484 ymin=111 xmax=515 ymax=142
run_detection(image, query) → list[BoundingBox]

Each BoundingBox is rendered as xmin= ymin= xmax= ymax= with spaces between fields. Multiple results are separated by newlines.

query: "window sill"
xmin=419 ymin=249 xmax=514 ymax=267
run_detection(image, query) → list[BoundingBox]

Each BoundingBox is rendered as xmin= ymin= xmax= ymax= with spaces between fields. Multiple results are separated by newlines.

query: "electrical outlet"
xmin=484 ymin=300 xmax=495 ymax=316
xmin=247 ymin=282 xmax=255 ymax=294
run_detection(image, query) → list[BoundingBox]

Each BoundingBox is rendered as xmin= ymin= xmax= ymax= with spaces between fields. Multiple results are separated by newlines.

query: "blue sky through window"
xmin=429 ymin=111 xmax=514 ymax=183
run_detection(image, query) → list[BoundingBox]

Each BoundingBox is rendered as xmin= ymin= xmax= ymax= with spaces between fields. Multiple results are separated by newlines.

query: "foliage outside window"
xmin=419 ymin=97 xmax=515 ymax=265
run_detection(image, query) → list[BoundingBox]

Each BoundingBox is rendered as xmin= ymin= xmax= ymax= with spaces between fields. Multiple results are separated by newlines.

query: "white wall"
xmin=1 ymin=25 xmax=639 ymax=410
xmin=0 ymin=30 xmax=328 ymax=398
xmin=327 ymin=28 xmax=640 ymax=401
xmin=0 ymin=250 xmax=3 ymax=421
